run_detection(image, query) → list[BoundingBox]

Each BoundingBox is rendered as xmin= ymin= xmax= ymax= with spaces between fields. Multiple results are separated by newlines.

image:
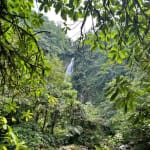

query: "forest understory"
xmin=0 ymin=0 xmax=150 ymax=150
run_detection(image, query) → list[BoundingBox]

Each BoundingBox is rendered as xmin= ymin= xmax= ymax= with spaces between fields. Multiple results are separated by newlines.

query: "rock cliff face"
xmin=59 ymin=145 xmax=88 ymax=150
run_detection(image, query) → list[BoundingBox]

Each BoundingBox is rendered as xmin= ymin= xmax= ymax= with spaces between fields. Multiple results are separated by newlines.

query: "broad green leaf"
xmin=22 ymin=110 xmax=33 ymax=122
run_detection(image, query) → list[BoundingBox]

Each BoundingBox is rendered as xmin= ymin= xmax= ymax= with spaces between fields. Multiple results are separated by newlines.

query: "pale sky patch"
xmin=34 ymin=2 xmax=93 ymax=41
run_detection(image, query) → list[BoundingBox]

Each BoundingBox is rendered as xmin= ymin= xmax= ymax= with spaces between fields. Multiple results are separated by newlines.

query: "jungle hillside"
xmin=0 ymin=0 xmax=150 ymax=150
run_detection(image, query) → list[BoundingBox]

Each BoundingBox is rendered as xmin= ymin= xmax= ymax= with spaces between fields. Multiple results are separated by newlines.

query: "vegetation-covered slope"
xmin=0 ymin=0 xmax=150 ymax=150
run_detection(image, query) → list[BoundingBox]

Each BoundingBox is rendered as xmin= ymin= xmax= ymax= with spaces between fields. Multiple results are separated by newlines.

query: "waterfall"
xmin=65 ymin=57 xmax=74 ymax=75
xmin=65 ymin=58 xmax=74 ymax=81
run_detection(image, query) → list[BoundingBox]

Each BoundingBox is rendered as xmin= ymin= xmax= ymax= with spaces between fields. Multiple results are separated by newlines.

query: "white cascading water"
xmin=64 ymin=57 xmax=74 ymax=81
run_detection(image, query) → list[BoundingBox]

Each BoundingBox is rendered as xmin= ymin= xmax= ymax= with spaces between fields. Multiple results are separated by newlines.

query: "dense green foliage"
xmin=0 ymin=0 xmax=150 ymax=150
xmin=72 ymin=45 xmax=126 ymax=104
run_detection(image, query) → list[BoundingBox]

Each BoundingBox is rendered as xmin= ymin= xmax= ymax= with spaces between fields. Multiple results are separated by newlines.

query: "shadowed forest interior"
xmin=0 ymin=0 xmax=150 ymax=150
